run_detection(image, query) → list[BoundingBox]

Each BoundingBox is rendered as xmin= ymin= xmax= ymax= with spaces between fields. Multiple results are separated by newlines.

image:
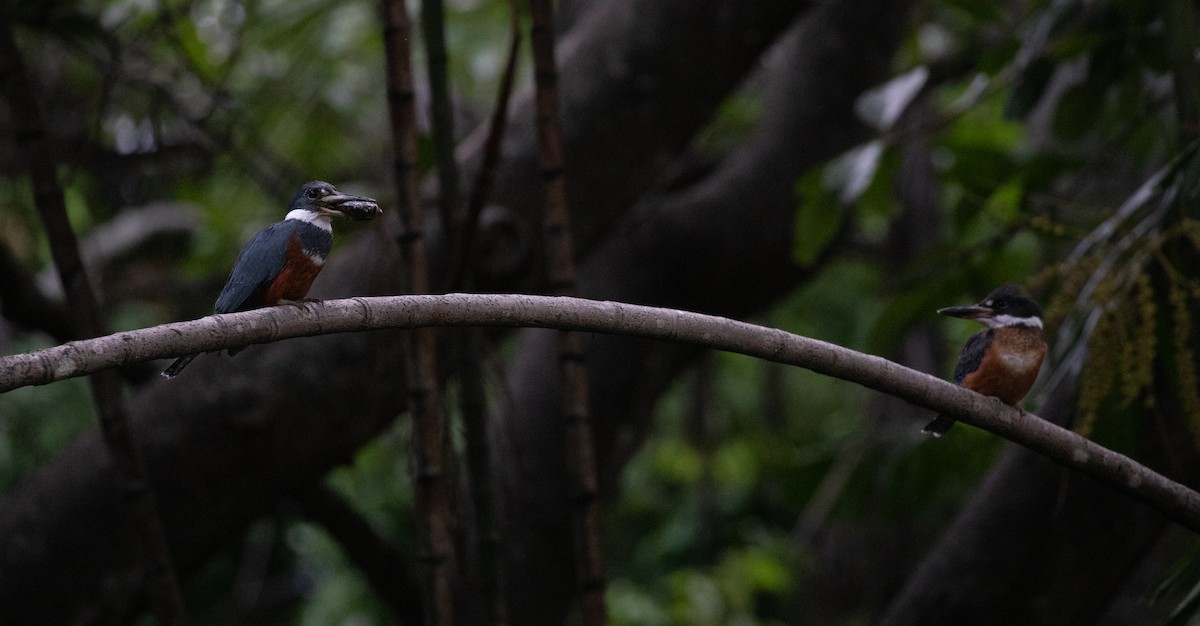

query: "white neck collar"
xmin=285 ymin=209 xmax=334 ymax=232
xmin=982 ymin=314 xmax=1043 ymax=329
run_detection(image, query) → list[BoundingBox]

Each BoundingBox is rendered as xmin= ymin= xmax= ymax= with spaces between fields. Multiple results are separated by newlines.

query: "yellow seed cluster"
xmin=1067 ymin=261 xmax=1162 ymax=437
xmin=1046 ymin=213 xmax=1200 ymax=444
xmin=1034 ymin=215 xmax=1200 ymax=444
xmin=1075 ymin=310 xmax=1116 ymax=438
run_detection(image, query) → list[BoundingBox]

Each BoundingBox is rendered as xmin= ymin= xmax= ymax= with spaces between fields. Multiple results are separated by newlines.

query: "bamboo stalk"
xmin=526 ymin=0 xmax=607 ymax=622
xmin=380 ymin=0 xmax=457 ymax=623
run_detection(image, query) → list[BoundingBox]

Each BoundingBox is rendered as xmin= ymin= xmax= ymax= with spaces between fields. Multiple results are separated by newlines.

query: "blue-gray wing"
xmin=952 ymin=329 xmax=993 ymax=384
xmin=214 ymin=222 xmax=291 ymax=313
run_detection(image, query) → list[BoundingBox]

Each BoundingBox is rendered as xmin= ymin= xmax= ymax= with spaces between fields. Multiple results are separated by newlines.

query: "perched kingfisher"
xmin=161 ymin=181 xmax=381 ymax=378
xmin=923 ymin=284 xmax=1047 ymax=436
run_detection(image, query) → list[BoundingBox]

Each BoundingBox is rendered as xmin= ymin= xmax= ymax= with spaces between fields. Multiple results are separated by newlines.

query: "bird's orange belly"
xmin=263 ymin=236 xmax=324 ymax=304
xmin=961 ymin=349 xmax=1044 ymax=406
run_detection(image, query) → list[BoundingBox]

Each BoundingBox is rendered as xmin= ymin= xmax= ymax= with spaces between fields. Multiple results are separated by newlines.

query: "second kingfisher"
xmin=162 ymin=181 xmax=381 ymax=378
xmin=924 ymin=284 xmax=1047 ymax=436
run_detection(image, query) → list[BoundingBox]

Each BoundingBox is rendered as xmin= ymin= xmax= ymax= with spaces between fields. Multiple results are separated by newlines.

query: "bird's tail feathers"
xmin=922 ymin=414 xmax=956 ymax=437
xmin=161 ymin=353 xmax=199 ymax=379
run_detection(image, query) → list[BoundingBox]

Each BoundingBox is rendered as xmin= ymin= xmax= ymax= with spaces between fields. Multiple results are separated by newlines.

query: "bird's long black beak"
xmin=937 ymin=304 xmax=993 ymax=320
xmin=321 ymin=192 xmax=382 ymax=221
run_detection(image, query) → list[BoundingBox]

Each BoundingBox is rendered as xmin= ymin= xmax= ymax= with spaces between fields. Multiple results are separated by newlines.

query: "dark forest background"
xmin=4 ymin=0 xmax=1200 ymax=624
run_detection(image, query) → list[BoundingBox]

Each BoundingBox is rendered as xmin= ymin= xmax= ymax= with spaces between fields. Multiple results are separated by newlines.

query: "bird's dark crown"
xmin=938 ymin=283 xmax=1043 ymax=328
xmin=283 ymin=181 xmax=381 ymax=222
xmin=289 ymin=181 xmax=338 ymax=211
xmin=980 ymin=283 xmax=1043 ymax=320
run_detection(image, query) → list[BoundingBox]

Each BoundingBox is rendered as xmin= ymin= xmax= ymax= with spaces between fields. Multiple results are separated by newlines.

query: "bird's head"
xmin=288 ymin=181 xmax=382 ymax=222
xmin=938 ymin=283 xmax=1043 ymax=329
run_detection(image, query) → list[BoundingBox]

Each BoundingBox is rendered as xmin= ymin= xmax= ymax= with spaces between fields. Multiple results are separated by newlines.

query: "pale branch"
xmin=1 ymin=293 xmax=1198 ymax=533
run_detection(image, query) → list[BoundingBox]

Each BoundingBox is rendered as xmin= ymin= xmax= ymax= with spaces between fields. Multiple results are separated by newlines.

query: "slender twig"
xmin=526 ymin=0 xmax=606 ymax=622
xmin=420 ymin=0 xmax=461 ymax=232
xmin=420 ymin=0 xmax=510 ymax=618
xmin=449 ymin=3 xmax=521 ymax=623
xmin=0 ymin=22 xmax=186 ymax=624
xmin=380 ymin=0 xmax=457 ymax=623
xmin=448 ymin=0 xmax=522 ymax=290
xmin=4 ymin=294 xmax=1200 ymax=536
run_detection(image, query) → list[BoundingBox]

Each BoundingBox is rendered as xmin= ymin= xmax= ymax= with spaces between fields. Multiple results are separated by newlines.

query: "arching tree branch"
xmin=1 ymin=293 xmax=1198 ymax=534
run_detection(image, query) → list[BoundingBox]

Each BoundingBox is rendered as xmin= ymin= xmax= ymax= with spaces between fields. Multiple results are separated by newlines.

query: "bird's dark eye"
xmin=306 ymin=187 xmax=324 ymax=200
xmin=995 ymin=299 xmax=1008 ymax=310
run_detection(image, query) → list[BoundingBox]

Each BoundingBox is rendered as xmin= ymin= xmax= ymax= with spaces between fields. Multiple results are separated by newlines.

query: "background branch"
xmin=455 ymin=0 xmax=812 ymax=286
xmin=0 ymin=20 xmax=186 ymax=623
xmin=0 ymin=238 xmax=75 ymax=343
xmin=294 ymin=483 xmax=424 ymax=625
